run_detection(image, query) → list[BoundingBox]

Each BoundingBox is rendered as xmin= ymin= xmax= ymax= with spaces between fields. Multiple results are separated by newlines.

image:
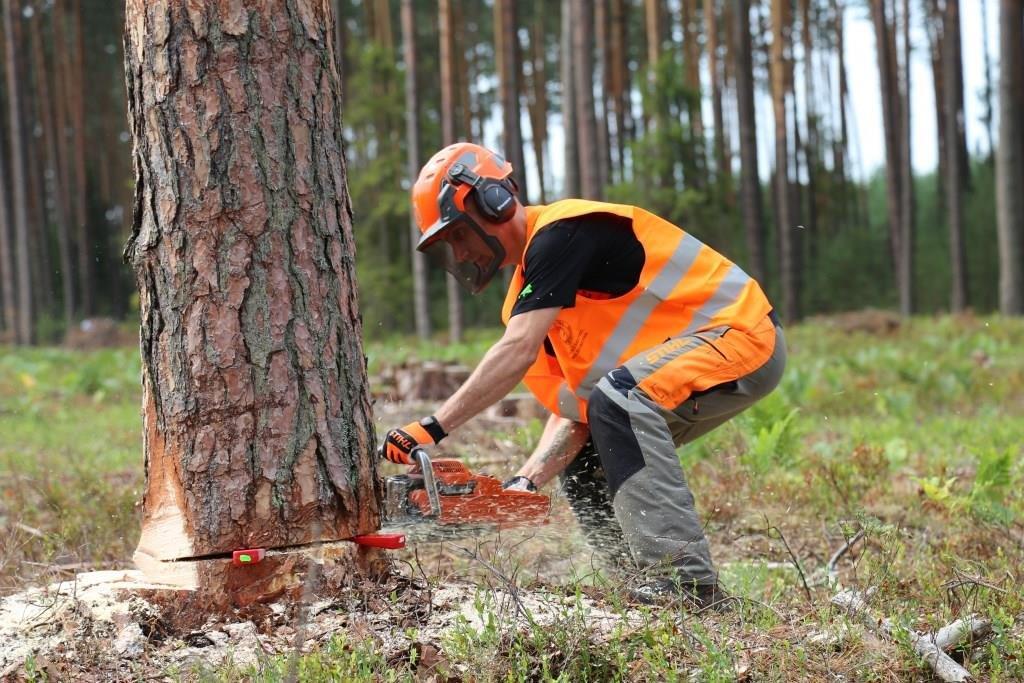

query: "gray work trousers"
xmin=585 ymin=315 xmax=787 ymax=584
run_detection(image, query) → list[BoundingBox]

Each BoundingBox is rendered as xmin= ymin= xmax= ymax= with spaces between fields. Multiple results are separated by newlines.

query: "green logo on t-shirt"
xmin=518 ymin=283 xmax=534 ymax=300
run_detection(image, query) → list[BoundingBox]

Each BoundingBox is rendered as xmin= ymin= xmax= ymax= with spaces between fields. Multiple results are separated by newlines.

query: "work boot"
xmin=629 ymin=577 xmax=734 ymax=612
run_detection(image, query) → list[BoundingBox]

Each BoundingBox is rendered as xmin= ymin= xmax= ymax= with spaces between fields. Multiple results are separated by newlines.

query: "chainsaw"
xmin=383 ymin=447 xmax=550 ymax=540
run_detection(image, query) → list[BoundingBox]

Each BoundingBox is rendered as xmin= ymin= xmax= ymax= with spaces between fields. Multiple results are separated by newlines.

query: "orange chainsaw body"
xmin=405 ymin=458 xmax=550 ymax=527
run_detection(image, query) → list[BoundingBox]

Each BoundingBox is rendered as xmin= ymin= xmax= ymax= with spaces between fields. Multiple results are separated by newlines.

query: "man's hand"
xmin=379 ymin=416 xmax=447 ymax=465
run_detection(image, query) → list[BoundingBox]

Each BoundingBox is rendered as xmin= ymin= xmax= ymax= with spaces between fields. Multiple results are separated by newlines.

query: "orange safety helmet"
xmin=412 ymin=143 xmax=519 ymax=293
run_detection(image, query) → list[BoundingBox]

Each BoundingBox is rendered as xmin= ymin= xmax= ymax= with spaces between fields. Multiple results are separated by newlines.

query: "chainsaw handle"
xmin=410 ymin=447 xmax=442 ymax=517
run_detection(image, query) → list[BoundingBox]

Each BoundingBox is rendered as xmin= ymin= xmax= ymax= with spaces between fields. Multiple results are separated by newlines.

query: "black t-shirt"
xmin=510 ymin=213 xmax=645 ymax=317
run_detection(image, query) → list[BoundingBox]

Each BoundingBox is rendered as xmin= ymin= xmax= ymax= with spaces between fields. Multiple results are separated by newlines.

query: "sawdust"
xmin=0 ymin=567 xmax=650 ymax=680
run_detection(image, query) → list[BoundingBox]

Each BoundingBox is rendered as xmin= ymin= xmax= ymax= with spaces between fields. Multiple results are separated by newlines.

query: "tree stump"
xmin=124 ymin=0 xmax=381 ymax=604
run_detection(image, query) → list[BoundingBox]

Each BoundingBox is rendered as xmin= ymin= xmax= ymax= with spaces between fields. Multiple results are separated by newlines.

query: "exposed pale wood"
xmin=932 ymin=615 xmax=991 ymax=652
xmin=831 ymin=589 xmax=974 ymax=682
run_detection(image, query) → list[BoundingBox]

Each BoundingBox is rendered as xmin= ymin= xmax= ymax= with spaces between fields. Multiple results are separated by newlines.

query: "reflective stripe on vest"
xmin=502 ymin=200 xmax=772 ymax=421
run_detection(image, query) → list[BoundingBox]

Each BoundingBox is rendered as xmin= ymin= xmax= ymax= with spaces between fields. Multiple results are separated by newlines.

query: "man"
xmin=381 ymin=143 xmax=786 ymax=610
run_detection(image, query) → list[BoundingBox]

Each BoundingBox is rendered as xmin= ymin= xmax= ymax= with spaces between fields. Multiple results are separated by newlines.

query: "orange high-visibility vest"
xmin=501 ymin=200 xmax=773 ymax=422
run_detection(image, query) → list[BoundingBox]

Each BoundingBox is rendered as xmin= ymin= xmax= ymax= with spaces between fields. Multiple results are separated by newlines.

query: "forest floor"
xmin=0 ymin=313 xmax=1023 ymax=680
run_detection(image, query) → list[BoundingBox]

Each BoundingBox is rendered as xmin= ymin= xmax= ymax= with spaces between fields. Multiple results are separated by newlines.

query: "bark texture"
xmin=124 ymin=0 xmax=379 ymax=565
xmin=942 ymin=0 xmax=968 ymax=311
xmin=3 ymin=0 xmax=34 ymax=344
xmin=996 ymin=0 xmax=1024 ymax=313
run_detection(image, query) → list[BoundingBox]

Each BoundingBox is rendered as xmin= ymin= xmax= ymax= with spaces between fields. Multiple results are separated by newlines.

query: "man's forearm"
xmin=434 ymin=339 xmax=533 ymax=433
xmin=517 ymin=414 xmax=590 ymax=488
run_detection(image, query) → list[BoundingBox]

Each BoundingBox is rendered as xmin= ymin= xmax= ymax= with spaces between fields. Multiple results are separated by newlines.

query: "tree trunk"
xmin=608 ymin=0 xmax=626 ymax=180
xmin=595 ymin=0 xmax=612 ymax=191
xmin=682 ymin=0 xmax=705 ymax=189
xmin=943 ymin=0 xmax=968 ymax=311
xmin=980 ymin=0 xmax=995 ymax=161
xmin=800 ymin=0 xmax=818 ymax=249
xmin=402 ymin=0 xmax=430 ymax=340
xmin=527 ymin=1 xmax=548 ymax=202
xmin=71 ymin=0 xmax=92 ymax=317
xmin=771 ymin=0 xmax=796 ymax=321
xmin=561 ymin=0 xmax=579 ymax=197
xmin=51 ymin=0 xmax=75 ymax=318
xmin=925 ymin=0 xmax=947 ymax=202
xmin=733 ymin=0 xmax=766 ymax=283
xmin=4 ymin=0 xmax=34 ymax=344
xmin=439 ymin=0 xmax=463 ymax=342
xmin=706 ymin=0 xmax=729 ymax=186
xmin=898 ymin=0 xmax=914 ymax=315
xmin=573 ymin=0 xmax=600 ymax=199
xmin=871 ymin=0 xmax=907 ymax=315
xmin=0 ymin=32 xmax=14 ymax=337
xmin=495 ymin=0 xmax=528 ymax=200
xmin=124 ymin=0 xmax=380 ymax=595
xmin=996 ymin=0 xmax=1024 ymax=314
xmin=832 ymin=0 xmax=849 ymax=219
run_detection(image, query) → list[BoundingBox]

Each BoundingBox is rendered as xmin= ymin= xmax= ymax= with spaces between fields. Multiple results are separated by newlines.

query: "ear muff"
xmin=447 ymin=163 xmax=518 ymax=223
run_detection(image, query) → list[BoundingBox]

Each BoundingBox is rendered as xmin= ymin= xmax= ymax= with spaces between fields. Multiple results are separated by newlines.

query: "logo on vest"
xmin=552 ymin=320 xmax=588 ymax=360
xmin=518 ymin=283 xmax=534 ymax=300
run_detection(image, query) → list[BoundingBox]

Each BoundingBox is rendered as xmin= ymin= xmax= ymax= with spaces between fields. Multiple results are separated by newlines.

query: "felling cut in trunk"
xmin=123 ymin=0 xmax=382 ymax=601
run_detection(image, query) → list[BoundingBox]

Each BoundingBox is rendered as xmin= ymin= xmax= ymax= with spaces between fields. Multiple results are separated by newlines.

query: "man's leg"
xmin=559 ymin=439 xmax=635 ymax=572
xmin=586 ymin=317 xmax=786 ymax=585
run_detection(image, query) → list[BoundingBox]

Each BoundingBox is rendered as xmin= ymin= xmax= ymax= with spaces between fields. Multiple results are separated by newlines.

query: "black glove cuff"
xmin=419 ymin=415 xmax=448 ymax=443
xmin=502 ymin=475 xmax=537 ymax=492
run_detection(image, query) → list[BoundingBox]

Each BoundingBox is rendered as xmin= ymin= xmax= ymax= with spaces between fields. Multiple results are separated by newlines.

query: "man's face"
xmin=445 ymin=222 xmax=498 ymax=271
xmin=460 ymin=197 xmax=526 ymax=268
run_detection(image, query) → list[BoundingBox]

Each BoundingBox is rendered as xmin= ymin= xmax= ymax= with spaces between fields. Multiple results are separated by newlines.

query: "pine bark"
xmin=401 ymin=0 xmax=430 ymax=339
xmin=996 ymin=0 xmax=1024 ymax=314
xmin=871 ymin=0 xmax=910 ymax=315
xmin=28 ymin=10 xmax=60 ymax=320
xmin=942 ymin=0 xmax=968 ymax=311
xmin=439 ymin=0 xmax=463 ymax=342
xmin=3 ymin=0 xmax=34 ymax=344
xmin=771 ymin=0 xmax=795 ymax=321
xmin=733 ymin=0 xmax=765 ymax=283
xmin=123 ymin=0 xmax=379 ymax=574
xmin=71 ymin=0 xmax=92 ymax=317
xmin=898 ymin=0 xmax=914 ymax=315
xmin=572 ymin=0 xmax=600 ymax=199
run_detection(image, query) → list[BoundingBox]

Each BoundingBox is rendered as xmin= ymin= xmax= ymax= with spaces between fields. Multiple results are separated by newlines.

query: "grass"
xmin=2 ymin=314 xmax=1023 ymax=679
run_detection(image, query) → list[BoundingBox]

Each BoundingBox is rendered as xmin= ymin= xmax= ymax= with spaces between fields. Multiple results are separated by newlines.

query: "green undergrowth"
xmin=2 ymin=314 xmax=1023 ymax=679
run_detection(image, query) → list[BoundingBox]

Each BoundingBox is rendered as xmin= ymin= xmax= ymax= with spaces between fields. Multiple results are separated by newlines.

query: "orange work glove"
xmin=380 ymin=416 xmax=448 ymax=465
